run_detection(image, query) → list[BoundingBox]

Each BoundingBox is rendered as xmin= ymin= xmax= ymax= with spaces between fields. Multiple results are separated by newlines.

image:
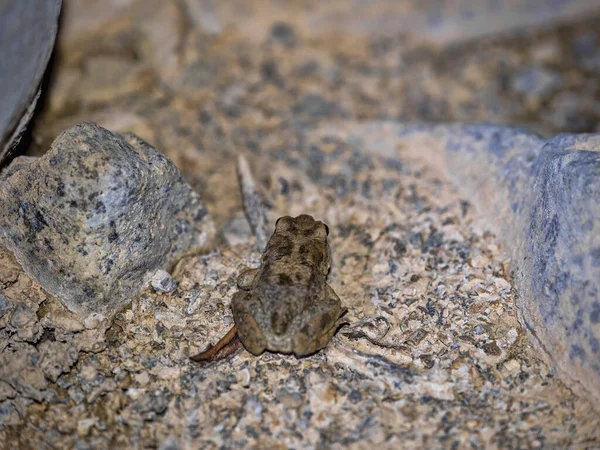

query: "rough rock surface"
xmin=2 ymin=0 xmax=600 ymax=448
xmin=1 ymin=139 xmax=598 ymax=449
xmin=318 ymin=122 xmax=600 ymax=404
xmin=0 ymin=122 xmax=214 ymax=318
xmin=193 ymin=0 xmax=600 ymax=44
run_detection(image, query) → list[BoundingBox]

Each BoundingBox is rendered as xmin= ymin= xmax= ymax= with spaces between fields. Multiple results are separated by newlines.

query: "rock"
xmin=0 ymin=122 xmax=214 ymax=318
xmin=0 ymin=400 xmax=20 ymax=426
xmin=0 ymin=346 xmax=47 ymax=402
xmin=40 ymin=301 xmax=85 ymax=333
xmin=38 ymin=341 xmax=79 ymax=383
xmin=196 ymin=0 xmax=600 ymax=44
xmin=0 ymin=1 xmax=62 ymax=165
xmin=269 ymin=22 xmax=298 ymax=48
xmin=9 ymin=302 xmax=40 ymax=341
xmin=0 ymin=292 xmax=12 ymax=320
xmin=83 ymin=313 xmax=106 ymax=330
xmin=545 ymin=92 xmax=600 ymax=133
xmin=510 ymin=66 xmax=562 ymax=100
xmin=151 ymin=270 xmax=178 ymax=294
xmin=293 ymin=93 xmax=337 ymax=120
xmin=317 ymin=121 xmax=600 ymax=406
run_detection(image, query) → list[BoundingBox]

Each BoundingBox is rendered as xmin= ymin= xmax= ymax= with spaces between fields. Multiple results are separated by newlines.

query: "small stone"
xmin=236 ymin=368 xmax=251 ymax=388
xmin=134 ymin=372 xmax=150 ymax=387
xmin=0 ymin=122 xmax=214 ymax=318
xmin=482 ymin=341 xmax=502 ymax=356
xmin=269 ymin=22 xmax=298 ymax=48
xmin=419 ymin=354 xmax=435 ymax=369
xmin=158 ymin=436 xmax=180 ymax=450
xmin=126 ymin=388 xmax=146 ymax=400
xmin=151 ymin=270 xmax=177 ymax=294
xmin=503 ymin=359 xmax=521 ymax=375
xmin=293 ymin=93 xmax=337 ymax=119
xmin=83 ymin=312 xmax=106 ymax=330
xmin=510 ymin=66 xmax=561 ymax=100
xmin=43 ymin=306 xmax=85 ymax=333
xmin=0 ymin=401 xmax=20 ymax=426
xmin=68 ymin=386 xmax=85 ymax=405
xmin=0 ymin=347 xmax=47 ymax=402
xmin=186 ymin=290 xmax=209 ymax=315
xmin=545 ymin=92 xmax=598 ymax=132
xmin=0 ymin=381 xmax=15 ymax=402
xmin=0 ymin=291 xmax=11 ymax=319
xmin=38 ymin=341 xmax=79 ymax=383
xmin=9 ymin=302 xmax=36 ymax=329
xmin=9 ymin=303 xmax=39 ymax=341
xmin=74 ymin=328 xmax=107 ymax=353
xmin=77 ymin=418 xmax=96 ymax=437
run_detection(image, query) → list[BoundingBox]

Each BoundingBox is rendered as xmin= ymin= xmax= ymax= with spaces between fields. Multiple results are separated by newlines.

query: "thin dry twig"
xmin=236 ymin=154 xmax=270 ymax=252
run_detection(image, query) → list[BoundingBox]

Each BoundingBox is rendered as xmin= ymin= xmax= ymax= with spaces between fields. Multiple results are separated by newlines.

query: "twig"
xmin=236 ymin=154 xmax=270 ymax=252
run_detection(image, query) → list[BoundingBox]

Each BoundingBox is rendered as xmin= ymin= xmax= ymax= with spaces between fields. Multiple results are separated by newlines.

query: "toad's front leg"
xmin=237 ymin=268 xmax=260 ymax=290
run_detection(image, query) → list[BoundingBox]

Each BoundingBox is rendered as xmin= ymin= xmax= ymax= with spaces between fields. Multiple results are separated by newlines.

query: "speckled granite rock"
xmin=316 ymin=121 xmax=600 ymax=405
xmin=0 ymin=122 xmax=214 ymax=317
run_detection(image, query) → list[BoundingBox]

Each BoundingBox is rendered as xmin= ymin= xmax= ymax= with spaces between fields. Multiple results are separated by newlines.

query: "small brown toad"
xmin=231 ymin=214 xmax=347 ymax=357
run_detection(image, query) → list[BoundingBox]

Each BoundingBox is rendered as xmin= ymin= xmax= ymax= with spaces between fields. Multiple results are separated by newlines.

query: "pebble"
xmin=151 ymin=269 xmax=178 ymax=294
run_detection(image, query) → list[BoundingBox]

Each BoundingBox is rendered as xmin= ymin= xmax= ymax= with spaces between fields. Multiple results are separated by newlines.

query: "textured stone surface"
xmin=2 ymin=138 xmax=598 ymax=448
xmin=192 ymin=0 xmax=600 ymax=44
xmin=3 ymin=1 xmax=600 ymax=448
xmin=320 ymin=121 xmax=600 ymax=405
xmin=0 ymin=122 xmax=214 ymax=317
xmin=0 ymin=1 xmax=61 ymax=165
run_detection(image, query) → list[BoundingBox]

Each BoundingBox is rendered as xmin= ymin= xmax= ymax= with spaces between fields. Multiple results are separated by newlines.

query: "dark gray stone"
xmin=0 ymin=122 xmax=214 ymax=317
xmin=0 ymin=291 xmax=10 ymax=320
xmin=317 ymin=121 xmax=600 ymax=405
xmin=0 ymin=1 xmax=62 ymax=165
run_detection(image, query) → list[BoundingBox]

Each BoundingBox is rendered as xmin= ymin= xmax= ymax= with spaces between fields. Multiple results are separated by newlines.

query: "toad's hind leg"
xmin=231 ymin=291 xmax=267 ymax=355
xmin=326 ymin=284 xmax=348 ymax=323
xmin=293 ymin=285 xmax=348 ymax=357
xmin=237 ymin=268 xmax=259 ymax=290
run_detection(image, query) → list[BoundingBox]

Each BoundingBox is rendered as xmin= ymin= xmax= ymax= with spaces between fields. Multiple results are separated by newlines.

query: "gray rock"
xmin=545 ymin=92 xmax=600 ymax=133
xmin=199 ymin=0 xmax=600 ymax=44
xmin=0 ymin=1 xmax=62 ymax=165
xmin=38 ymin=341 xmax=79 ymax=383
xmin=0 ymin=291 xmax=11 ymax=320
xmin=0 ymin=346 xmax=47 ymax=402
xmin=0 ymin=400 xmax=20 ymax=426
xmin=151 ymin=269 xmax=178 ymax=294
xmin=510 ymin=66 xmax=562 ymax=99
xmin=0 ymin=122 xmax=214 ymax=318
xmin=9 ymin=303 xmax=36 ymax=329
xmin=9 ymin=302 xmax=40 ymax=342
xmin=315 ymin=121 xmax=600 ymax=406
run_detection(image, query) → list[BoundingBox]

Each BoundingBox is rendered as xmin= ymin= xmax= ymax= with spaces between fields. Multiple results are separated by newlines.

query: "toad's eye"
xmin=275 ymin=216 xmax=293 ymax=231
xmin=324 ymin=224 xmax=329 ymax=236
